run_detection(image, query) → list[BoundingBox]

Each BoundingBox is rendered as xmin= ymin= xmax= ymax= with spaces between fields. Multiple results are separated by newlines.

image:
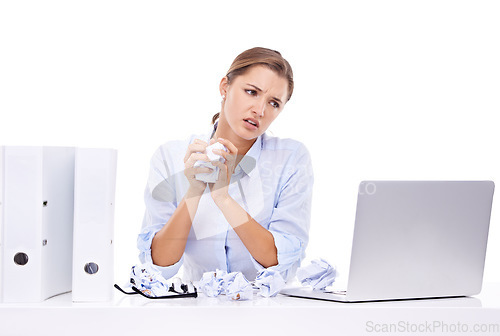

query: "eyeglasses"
xmin=114 ymin=282 xmax=198 ymax=299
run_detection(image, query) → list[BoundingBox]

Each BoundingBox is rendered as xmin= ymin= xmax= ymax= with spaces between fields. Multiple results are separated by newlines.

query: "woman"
xmin=138 ymin=47 xmax=313 ymax=282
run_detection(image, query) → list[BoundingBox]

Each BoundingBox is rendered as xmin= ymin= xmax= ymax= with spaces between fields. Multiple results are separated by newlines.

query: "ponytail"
xmin=211 ymin=112 xmax=219 ymax=124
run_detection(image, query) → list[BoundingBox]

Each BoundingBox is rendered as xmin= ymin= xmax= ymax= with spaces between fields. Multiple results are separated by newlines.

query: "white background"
xmin=1 ymin=0 xmax=499 ymax=285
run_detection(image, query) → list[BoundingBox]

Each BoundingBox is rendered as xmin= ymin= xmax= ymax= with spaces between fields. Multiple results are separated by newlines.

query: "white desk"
xmin=1 ymin=283 xmax=499 ymax=336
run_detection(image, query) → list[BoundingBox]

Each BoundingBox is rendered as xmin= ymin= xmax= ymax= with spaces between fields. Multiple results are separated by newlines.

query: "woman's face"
xmin=220 ymin=65 xmax=288 ymax=141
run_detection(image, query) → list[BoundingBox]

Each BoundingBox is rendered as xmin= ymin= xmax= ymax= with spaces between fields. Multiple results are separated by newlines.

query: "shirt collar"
xmin=237 ymin=134 xmax=262 ymax=176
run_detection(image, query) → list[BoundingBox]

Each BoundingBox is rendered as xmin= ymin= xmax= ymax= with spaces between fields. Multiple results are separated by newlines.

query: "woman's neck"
xmin=213 ymin=119 xmax=256 ymax=158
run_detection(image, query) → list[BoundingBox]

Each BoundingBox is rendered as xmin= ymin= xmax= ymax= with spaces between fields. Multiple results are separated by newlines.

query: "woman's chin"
xmin=238 ymin=131 xmax=261 ymax=141
xmin=230 ymin=126 xmax=262 ymax=141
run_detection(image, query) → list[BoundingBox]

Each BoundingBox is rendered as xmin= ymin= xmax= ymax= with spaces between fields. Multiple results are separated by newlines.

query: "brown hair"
xmin=211 ymin=47 xmax=294 ymax=124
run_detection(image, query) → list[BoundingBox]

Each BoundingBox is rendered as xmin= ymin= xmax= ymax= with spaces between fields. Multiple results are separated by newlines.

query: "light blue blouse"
xmin=137 ymin=131 xmax=314 ymax=282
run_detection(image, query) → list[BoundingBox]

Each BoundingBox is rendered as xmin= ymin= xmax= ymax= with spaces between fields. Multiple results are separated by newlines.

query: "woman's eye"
xmin=270 ymin=101 xmax=280 ymax=108
xmin=245 ymin=89 xmax=257 ymax=95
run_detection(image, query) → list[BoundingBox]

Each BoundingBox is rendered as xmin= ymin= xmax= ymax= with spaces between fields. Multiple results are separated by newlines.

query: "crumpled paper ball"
xmin=254 ymin=268 xmax=286 ymax=297
xmin=197 ymin=270 xmax=254 ymax=300
xmin=198 ymin=269 xmax=227 ymax=297
xmin=222 ymin=272 xmax=253 ymax=301
xmin=130 ymin=264 xmax=171 ymax=297
xmin=194 ymin=142 xmax=227 ymax=183
xmin=296 ymin=258 xmax=337 ymax=290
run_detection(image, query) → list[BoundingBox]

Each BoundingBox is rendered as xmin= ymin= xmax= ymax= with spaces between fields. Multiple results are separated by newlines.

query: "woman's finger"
xmin=185 ymin=166 xmax=213 ymax=177
xmin=193 ymin=138 xmax=208 ymax=145
xmin=212 ymin=148 xmax=230 ymax=161
xmin=216 ymin=138 xmax=238 ymax=155
xmin=184 ymin=139 xmax=209 ymax=162
xmin=184 ymin=144 xmax=208 ymax=162
xmin=185 ymin=153 xmax=210 ymax=168
xmin=210 ymin=160 xmax=227 ymax=172
xmin=210 ymin=160 xmax=229 ymax=180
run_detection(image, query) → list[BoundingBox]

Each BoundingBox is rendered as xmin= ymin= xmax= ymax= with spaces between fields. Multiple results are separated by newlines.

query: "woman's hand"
xmin=183 ymin=138 xmax=216 ymax=197
xmin=209 ymin=138 xmax=238 ymax=204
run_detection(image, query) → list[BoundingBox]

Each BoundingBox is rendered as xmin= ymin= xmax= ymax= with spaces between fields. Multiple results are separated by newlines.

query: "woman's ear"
xmin=219 ymin=76 xmax=229 ymax=97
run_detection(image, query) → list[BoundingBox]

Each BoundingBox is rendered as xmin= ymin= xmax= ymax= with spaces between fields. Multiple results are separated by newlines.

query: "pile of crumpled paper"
xmin=197 ymin=268 xmax=286 ymax=300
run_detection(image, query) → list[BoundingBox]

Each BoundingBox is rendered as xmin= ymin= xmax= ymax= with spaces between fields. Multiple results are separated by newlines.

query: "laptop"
xmin=281 ymin=181 xmax=495 ymax=302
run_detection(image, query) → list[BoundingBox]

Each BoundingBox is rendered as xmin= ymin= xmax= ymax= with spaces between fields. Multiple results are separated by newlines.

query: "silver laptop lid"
xmin=346 ymin=181 xmax=494 ymax=301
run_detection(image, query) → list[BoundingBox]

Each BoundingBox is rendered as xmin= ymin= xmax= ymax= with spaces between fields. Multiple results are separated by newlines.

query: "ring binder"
xmin=0 ymin=146 xmax=75 ymax=303
xmin=1 ymin=146 xmax=118 ymax=303
xmin=72 ymin=148 xmax=117 ymax=302
xmin=0 ymin=146 xmax=4 ymax=302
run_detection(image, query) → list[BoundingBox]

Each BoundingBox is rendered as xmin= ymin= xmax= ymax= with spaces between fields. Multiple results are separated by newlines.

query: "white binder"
xmin=0 ymin=146 xmax=4 ymax=303
xmin=72 ymin=148 xmax=117 ymax=302
xmin=0 ymin=146 xmax=75 ymax=303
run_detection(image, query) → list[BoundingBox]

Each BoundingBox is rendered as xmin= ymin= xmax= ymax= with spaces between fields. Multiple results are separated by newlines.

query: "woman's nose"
xmin=253 ymin=99 xmax=266 ymax=118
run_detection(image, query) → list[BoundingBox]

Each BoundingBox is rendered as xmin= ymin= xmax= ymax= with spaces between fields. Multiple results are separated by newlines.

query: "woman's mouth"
xmin=243 ymin=118 xmax=259 ymax=130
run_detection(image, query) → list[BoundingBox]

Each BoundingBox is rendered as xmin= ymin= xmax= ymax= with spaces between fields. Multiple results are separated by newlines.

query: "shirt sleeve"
xmin=252 ymin=143 xmax=314 ymax=281
xmin=137 ymin=144 xmax=184 ymax=280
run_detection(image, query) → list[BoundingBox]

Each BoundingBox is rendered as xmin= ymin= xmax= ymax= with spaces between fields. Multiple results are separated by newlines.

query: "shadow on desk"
xmin=280 ymin=294 xmax=482 ymax=307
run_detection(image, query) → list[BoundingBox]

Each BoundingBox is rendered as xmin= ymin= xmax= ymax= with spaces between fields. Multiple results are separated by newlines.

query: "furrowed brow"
xmin=247 ymin=84 xmax=262 ymax=92
xmin=247 ymin=83 xmax=283 ymax=104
